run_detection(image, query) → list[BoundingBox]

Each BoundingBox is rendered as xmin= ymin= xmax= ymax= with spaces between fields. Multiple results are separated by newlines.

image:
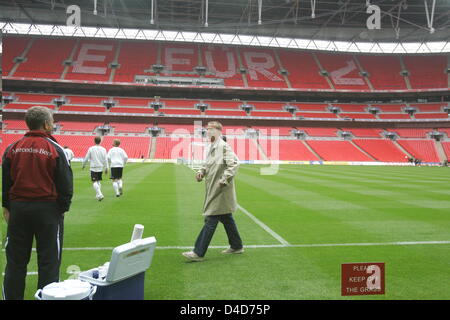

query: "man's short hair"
xmin=94 ymin=136 xmax=102 ymax=145
xmin=113 ymin=139 xmax=121 ymax=147
xmin=207 ymin=121 xmax=223 ymax=131
xmin=25 ymin=106 xmax=53 ymax=130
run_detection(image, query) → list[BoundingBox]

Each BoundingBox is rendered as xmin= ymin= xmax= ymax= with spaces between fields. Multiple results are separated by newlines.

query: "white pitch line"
xmin=237 ymin=204 xmax=290 ymax=246
xmin=2 ymin=241 xmax=450 ymax=253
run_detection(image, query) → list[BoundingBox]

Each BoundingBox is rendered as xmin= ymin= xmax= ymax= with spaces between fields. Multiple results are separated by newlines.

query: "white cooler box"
xmin=78 ymin=236 xmax=157 ymax=300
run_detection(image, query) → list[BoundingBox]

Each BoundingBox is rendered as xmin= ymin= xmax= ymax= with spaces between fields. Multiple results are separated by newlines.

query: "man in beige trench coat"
xmin=182 ymin=121 xmax=244 ymax=262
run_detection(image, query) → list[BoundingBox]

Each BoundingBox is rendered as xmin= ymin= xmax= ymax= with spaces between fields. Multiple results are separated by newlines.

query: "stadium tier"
xmin=58 ymin=121 xmax=103 ymax=132
xmin=352 ymin=139 xmax=408 ymax=162
xmin=340 ymin=113 xmax=377 ymax=119
xmin=3 ymin=103 xmax=55 ymax=110
xmin=402 ymin=55 xmax=448 ymax=89
xmin=378 ymin=113 xmax=412 ymax=120
xmin=260 ymin=139 xmax=321 ymax=161
xmin=387 ymin=128 xmax=431 ymax=138
xmin=396 ymin=140 xmax=441 ymax=163
xmin=442 ymin=142 xmax=450 ymax=159
xmin=0 ymin=128 xmax=447 ymax=163
xmin=341 ymin=128 xmax=383 ymax=138
xmin=315 ymin=53 xmax=370 ymax=90
xmin=356 ymin=55 xmax=407 ymax=90
xmin=305 ymin=140 xmax=374 ymax=161
xmin=13 ymin=38 xmax=76 ymax=79
xmin=49 ymin=135 xmax=150 ymax=158
xmin=3 ymin=36 xmax=449 ymax=91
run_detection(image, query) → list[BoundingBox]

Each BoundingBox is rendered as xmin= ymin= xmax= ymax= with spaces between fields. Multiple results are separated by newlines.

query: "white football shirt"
xmin=107 ymin=147 xmax=128 ymax=168
xmin=83 ymin=145 xmax=108 ymax=172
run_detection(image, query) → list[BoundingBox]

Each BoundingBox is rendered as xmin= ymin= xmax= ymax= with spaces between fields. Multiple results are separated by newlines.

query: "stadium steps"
xmin=392 ymin=140 xmax=413 ymax=159
xmin=353 ymin=55 xmax=374 ymax=91
xmin=448 ymin=55 xmax=450 ymax=88
xmin=301 ymin=140 xmax=323 ymax=161
xmin=149 ymin=136 xmax=157 ymax=159
xmin=398 ymin=56 xmax=412 ymax=90
xmin=156 ymin=42 xmax=162 ymax=64
xmin=235 ymin=47 xmax=249 ymax=87
xmin=311 ymin=52 xmax=334 ymax=90
xmin=61 ymin=38 xmax=80 ymax=80
xmin=8 ymin=38 xmax=35 ymax=77
xmin=349 ymin=140 xmax=377 ymax=161
xmin=253 ymin=139 xmax=268 ymax=161
xmin=273 ymin=49 xmax=292 ymax=89
xmin=109 ymin=41 xmax=122 ymax=83
xmin=434 ymin=140 xmax=448 ymax=162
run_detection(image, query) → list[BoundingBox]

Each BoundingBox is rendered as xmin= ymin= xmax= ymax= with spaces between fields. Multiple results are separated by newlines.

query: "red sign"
xmin=341 ymin=263 xmax=385 ymax=296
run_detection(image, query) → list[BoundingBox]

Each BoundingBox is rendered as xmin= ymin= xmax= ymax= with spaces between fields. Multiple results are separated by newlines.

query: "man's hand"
xmin=196 ymin=172 xmax=204 ymax=182
xmin=3 ymin=207 xmax=10 ymax=224
xmin=219 ymin=181 xmax=227 ymax=188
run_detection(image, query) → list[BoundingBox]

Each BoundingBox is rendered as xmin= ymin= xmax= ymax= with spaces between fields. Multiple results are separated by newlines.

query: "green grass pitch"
xmin=1 ymin=163 xmax=450 ymax=299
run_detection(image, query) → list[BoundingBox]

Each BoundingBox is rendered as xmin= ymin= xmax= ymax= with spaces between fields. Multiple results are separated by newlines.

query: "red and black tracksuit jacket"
xmin=2 ymin=131 xmax=73 ymax=212
xmin=2 ymin=131 xmax=73 ymax=300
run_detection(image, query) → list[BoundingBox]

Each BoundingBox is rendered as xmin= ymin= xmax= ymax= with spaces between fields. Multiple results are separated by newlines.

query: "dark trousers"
xmin=3 ymin=202 xmax=64 ymax=300
xmin=193 ymin=213 xmax=243 ymax=257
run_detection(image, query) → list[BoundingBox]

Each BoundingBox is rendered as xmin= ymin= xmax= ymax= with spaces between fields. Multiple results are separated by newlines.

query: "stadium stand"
xmin=353 ymin=139 xmax=407 ymax=162
xmin=341 ymin=128 xmax=383 ymax=138
xmin=340 ymin=113 xmax=377 ymax=119
xmin=315 ymin=53 xmax=369 ymax=90
xmin=3 ymin=36 xmax=449 ymax=93
xmin=110 ymin=122 xmax=150 ymax=134
xmin=109 ymin=107 xmax=154 ymax=114
xmin=3 ymin=120 xmax=30 ymax=130
xmin=306 ymin=140 xmax=374 ymax=161
xmin=3 ymin=103 xmax=55 ymax=110
xmin=65 ymin=39 xmax=117 ymax=82
xmin=227 ymin=138 xmax=264 ymax=161
xmin=402 ymin=55 xmax=448 ymax=89
xmin=114 ymin=42 xmax=158 ymax=83
xmin=58 ymin=121 xmax=103 ymax=132
xmin=442 ymin=142 xmax=450 ymax=159
xmin=388 ymin=128 xmax=431 ymax=138
xmin=2 ymin=37 xmax=31 ymax=77
xmin=414 ymin=113 xmax=449 ymax=119
xmin=59 ymin=106 xmax=106 ymax=112
xmin=356 ymin=55 xmax=407 ymax=90
xmin=378 ymin=113 xmax=412 ymax=120
xmin=301 ymin=127 xmax=338 ymax=137
xmin=15 ymin=93 xmax=61 ymax=103
xmin=200 ymin=44 xmax=244 ymax=87
xmin=277 ymin=51 xmax=330 ymax=89
xmin=154 ymin=137 xmax=191 ymax=159
xmin=2 ymin=36 xmax=449 ymax=165
xmin=396 ymin=140 xmax=440 ymax=163
xmin=260 ymin=139 xmax=321 ymax=161
xmin=13 ymin=38 xmax=76 ymax=79
xmin=205 ymin=110 xmax=247 ymax=116
xmin=65 ymin=95 xmax=108 ymax=105
xmin=239 ymin=48 xmax=287 ymax=88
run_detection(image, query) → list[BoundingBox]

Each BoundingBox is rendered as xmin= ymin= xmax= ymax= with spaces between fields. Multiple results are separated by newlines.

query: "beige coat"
xmin=198 ymin=137 xmax=239 ymax=216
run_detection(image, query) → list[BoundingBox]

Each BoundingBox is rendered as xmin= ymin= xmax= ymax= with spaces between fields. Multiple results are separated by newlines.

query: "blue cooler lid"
xmin=39 ymin=280 xmax=94 ymax=300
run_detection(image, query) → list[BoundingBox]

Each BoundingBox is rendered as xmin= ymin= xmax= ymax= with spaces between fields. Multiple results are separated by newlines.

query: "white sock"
xmin=113 ymin=181 xmax=119 ymax=195
xmin=119 ymin=179 xmax=123 ymax=189
xmin=93 ymin=182 xmax=103 ymax=198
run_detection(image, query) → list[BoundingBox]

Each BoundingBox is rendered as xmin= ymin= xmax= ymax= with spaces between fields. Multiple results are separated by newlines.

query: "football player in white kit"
xmin=107 ymin=139 xmax=128 ymax=197
xmin=82 ymin=136 xmax=108 ymax=201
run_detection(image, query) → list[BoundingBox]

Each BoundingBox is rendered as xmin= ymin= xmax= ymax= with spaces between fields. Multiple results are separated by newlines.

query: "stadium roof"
xmin=0 ymin=0 xmax=449 ymax=53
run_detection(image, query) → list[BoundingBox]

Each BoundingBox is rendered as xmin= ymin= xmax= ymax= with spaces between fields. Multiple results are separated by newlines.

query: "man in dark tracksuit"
xmin=2 ymin=106 xmax=73 ymax=300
